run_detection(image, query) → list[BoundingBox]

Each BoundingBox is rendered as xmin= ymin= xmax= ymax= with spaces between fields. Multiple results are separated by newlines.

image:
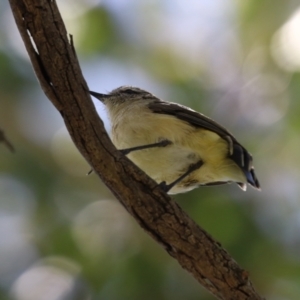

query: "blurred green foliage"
xmin=1 ymin=0 xmax=300 ymax=299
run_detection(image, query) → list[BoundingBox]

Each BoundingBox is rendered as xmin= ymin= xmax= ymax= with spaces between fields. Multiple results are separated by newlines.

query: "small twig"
xmin=0 ymin=128 xmax=15 ymax=152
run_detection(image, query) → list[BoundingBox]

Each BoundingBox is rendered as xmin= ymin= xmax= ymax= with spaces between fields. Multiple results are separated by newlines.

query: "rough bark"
xmin=8 ymin=0 xmax=265 ymax=299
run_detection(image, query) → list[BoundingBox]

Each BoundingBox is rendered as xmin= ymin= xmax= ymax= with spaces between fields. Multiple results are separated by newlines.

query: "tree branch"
xmin=8 ymin=0 xmax=264 ymax=299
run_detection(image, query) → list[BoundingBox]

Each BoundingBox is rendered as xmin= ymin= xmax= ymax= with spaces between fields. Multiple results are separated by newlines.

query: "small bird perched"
xmin=90 ymin=86 xmax=260 ymax=194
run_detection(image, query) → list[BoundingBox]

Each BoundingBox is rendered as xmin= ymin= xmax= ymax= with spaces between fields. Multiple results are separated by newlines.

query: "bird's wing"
xmin=148 ymin=100 xmax=234 ymax=140
xmin=148 ymin=100 xmax=260 ymax=189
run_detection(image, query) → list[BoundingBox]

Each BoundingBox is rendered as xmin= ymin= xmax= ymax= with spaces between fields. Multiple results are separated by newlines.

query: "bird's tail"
xmin=231 ymin=143 xmax=260 ymax=190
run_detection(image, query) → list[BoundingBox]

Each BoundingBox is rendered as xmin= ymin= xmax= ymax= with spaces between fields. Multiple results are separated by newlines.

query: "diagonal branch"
xmin=8 ymin=0 xmax=264 ymax=299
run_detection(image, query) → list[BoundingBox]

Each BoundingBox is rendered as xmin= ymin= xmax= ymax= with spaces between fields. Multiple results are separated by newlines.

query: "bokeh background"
xmin=1 ymin=0 xmax=300 ymax=299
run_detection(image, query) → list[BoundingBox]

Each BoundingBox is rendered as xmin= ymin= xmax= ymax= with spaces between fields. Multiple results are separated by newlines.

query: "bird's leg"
xmin=159 ymin=160 xmax=203 ymax=193
xmin=120 ymin=139 xmax=172 ymax=155
xmin=87 ymin=139 xmax=172 ymax=175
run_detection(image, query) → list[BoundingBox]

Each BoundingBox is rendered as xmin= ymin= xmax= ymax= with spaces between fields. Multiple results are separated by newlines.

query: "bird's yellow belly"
xmin=112 ymin=112 xmax=245 ymax=193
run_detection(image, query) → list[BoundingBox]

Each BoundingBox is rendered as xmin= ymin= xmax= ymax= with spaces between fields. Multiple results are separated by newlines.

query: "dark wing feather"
xmin=148 ymin=100 xmax=260 ymax=189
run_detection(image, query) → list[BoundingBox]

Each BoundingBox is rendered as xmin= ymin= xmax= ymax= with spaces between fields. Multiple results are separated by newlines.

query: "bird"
xmin=90 ymin=86 xmax=260 ymax=194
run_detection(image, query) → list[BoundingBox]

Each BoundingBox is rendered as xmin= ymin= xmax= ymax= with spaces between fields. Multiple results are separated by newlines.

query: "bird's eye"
xmin=122 ymin=88 xmax=142 ymax=95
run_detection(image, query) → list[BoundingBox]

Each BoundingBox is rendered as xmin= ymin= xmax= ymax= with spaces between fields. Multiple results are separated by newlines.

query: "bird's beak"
xmin=89 ymin=91 xmax=109 ymax=103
